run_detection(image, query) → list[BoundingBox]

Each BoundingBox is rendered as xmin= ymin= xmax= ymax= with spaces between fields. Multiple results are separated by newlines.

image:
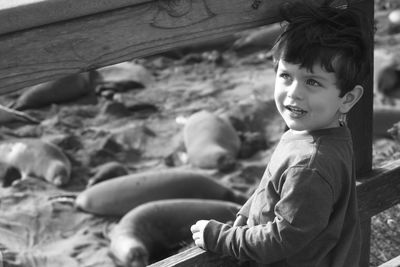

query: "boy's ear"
xmin=339 ymin=85 xmax=364 ymax=113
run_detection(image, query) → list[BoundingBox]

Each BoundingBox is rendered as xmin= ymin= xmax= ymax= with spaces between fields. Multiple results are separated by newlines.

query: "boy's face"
xmin=274 ymin=59 xmax=343 ymax=132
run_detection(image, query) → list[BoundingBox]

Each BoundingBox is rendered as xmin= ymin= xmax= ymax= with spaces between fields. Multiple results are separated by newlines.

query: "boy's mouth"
xmin=285 ymin=105 xmax=307 ymax=116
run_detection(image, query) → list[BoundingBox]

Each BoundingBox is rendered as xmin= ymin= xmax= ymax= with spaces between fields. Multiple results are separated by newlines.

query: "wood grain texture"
xmin=347 ymin=0 xmax=374 ymax=177
xmin=357 ymin=159 xmax=400 ymax=221
xmin=148 ymin=247 xmax=243 ymax=267
xmin=0 ymin=0 xmax=148 ymax=35
xmin=0 ymin=0 xmax=327 ymax=94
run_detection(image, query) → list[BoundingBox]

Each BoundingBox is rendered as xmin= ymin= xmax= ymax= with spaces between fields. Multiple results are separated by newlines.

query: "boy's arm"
xmin=202 ymin=167 xmax=334 ymax=264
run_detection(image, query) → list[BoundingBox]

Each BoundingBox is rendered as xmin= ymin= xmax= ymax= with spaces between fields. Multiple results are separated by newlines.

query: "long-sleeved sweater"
xmin=203 ymin=126 xmax=361 ymax=267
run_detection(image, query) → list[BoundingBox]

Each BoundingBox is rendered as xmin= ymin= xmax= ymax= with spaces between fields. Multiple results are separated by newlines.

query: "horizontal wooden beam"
xmin=1 ymin=0 xmax=366 ymax=95
xmin=0 ymin=0 xmax=148 ymax=35
xmin=0 ymin=0 xmax=297 ymax=95
xmin=357 ymin=159 xmax=400 ymax=221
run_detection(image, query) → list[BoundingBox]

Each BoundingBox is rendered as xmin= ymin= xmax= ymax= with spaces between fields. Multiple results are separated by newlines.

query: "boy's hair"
xmin=272 ymin=0 xmax=373 ymax=96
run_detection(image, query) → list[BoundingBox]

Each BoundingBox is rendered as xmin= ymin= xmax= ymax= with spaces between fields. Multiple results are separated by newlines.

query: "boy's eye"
xmin=306 ymin=79 xmax=322 ymax=87
xmin=279 ymin=73 xmax=291 ymax=80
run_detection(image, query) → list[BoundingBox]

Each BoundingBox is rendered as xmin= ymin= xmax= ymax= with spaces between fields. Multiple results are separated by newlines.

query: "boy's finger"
xmin=190 ymin=224 xmax=198 ymax=233
xmin=192 ymin=231 xmax=201 ymax=240
xmin=194 ymin=238 xmax=205 ymax=249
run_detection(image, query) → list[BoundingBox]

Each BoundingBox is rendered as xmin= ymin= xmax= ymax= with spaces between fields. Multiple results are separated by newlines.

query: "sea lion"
xmin=75 ymin=168 xmax=247 ymax=216
xmin=109 ymin=199 xmax=240 ymax=267
xmin=0 ymin=138 xmax=71 ymax=187
xmin=373 ymin=107 xmax=400 ymax=138
xmin=96 ymin=61 xmax=153 ymax=90
xmin=0 ymin=162 xmax=20 ymax=187
xmin=388 ymin=9 xmax=400 ymax=34
xmin=87 ymin=161 xmax=129 ymax=187
xmin=374 ymin=48 xmax=400 ymax=102
xmin=0 ymin=104 xmax=40 ymax=124
xmin=11 ymin=71 xmax=96 ymax=111
xmin=183 ymin=110 xmax=241 ymax=171
xmin=377 ymin=65 xmax=400 ymax=97
xmin=232 ymin=22 xmax=283 ymax=55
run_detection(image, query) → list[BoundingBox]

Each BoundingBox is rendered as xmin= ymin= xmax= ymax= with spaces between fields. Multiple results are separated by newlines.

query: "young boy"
xmin=190 ymin=1 xmax=372 ymax=266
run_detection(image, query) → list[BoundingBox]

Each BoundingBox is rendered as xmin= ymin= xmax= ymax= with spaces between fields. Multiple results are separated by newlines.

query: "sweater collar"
xmin=281 ymin=126 xmax=351 ymax=141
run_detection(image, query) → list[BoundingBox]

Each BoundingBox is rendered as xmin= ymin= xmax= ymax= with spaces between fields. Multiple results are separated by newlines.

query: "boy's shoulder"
xmin=270 ymin=127 xmax=353 ymax=177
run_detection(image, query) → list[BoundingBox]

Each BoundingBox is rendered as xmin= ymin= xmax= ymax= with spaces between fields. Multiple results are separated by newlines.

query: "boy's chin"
xmin=284 ymin=121 xmax=308 ymax=132
xmin=283 ymin=117 xmax=340 ymax=132
xmin=287 ymin=122 xmax=340 ymax=132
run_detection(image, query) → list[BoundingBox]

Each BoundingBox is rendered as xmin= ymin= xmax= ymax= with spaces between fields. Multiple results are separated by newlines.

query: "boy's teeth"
xmin=287 ymin=106 xmax=306 ymax=114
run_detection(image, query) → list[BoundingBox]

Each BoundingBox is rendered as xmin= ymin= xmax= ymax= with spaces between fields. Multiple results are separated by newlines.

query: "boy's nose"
xmin=287 ymin=81 xmax=303 ymax=100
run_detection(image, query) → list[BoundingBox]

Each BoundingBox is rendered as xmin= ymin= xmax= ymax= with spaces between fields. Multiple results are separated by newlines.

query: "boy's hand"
xmin=233 ymin=215 xmax=247 ymax=226
xmin=190 ymin=220 xmax=210 ymax=249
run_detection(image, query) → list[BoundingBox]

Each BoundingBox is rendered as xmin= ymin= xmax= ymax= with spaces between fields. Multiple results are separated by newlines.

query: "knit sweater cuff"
xmin=203 ymin=219 xmax=224 ymax=252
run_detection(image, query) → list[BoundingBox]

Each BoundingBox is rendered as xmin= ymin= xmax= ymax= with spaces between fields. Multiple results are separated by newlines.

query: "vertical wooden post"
xmin=359 ymin=220 xmax=372 ymax=267
xmin=348 ymin=0 xmax=374 ymax=176
xmin=347 ymin=0 xmax=374 ymax=266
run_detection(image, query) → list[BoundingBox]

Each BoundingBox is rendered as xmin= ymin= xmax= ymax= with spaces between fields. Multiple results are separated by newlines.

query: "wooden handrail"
xmin=149 ymin=160 xmax=400 ymax=266
xmin=357 ymin=160 xmax=400 ymax=221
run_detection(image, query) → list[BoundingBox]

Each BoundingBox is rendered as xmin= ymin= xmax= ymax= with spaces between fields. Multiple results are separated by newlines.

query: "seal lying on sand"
xmin=109 ymin=199 xmax=240 ymax=267
xmin=0 ymin=138 xmax=71 ymax=187
xmin=87 ymin=161 xmax=129 ymax=187
xmin=373 ymin=107 xmax=400 ymax=138
xmin=75 ymin=168 xmax=247 ymax=216
xmin=0 ymin=104 xmax=40 ymax=124
xmin=11 ymin=71 xmax=97 ymax=111
xmin=183 ymin=110 xmax=241 ymax=171
xmin=0 ymin=162 xmax=21 ymax=187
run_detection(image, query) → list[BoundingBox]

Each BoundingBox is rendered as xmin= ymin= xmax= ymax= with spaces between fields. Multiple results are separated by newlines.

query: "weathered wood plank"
xmin=0 ymin=0 xmax=302 ymax=94
xmin=346 ymin=0 xmax=374 ymax=265
xmin=360 ymin=220 xmax=372 ymax=267
xmin=0 ymin=0 xmax=367 ymax=95
xmin=0 ymin=0 xmax=147 ymax=35
xmin=149 ymin=247 xmax=243 ymax=267
xmin=357 ymin=159 xmax=400 ymax=221
xmin=347 ymin=0 xmax=374 ymax=176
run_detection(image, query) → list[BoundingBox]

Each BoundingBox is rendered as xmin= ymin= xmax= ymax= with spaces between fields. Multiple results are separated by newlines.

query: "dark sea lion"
xmin=183 ymin=110 xmax=241 ymax=171
xmin=75 ymin=168 xmax=247 ymax=216
xmin=87 ymin=161 xmax=129 ymax=187
xmin=377 ymin=65 xmax=400 ymax=97
xmin=374 ymin=48 xmax=400 ymax=102
xmin=0 ymin=138 xmax=71 ymax=187
xmin=11 ymin=71 xmax=96 ymax=111
xmin=373 ymin=107 xmax=400 ymax=138
xmin=232 ymin=22 xmax=283 ymax=55
xmin=0 ymin=104 xmax=40 ymax=124
xmin=96 ymin=61 xmax=153 ymax=90
xmin=0 ymin=162 xmax=20 ymax=187
xmin=388 ymin=9 xmax=400 ymax=34
xmin=109 ymin=199 xmax=240 ymax=267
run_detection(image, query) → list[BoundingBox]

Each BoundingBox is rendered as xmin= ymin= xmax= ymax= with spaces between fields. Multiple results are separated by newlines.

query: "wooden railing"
xmin=2 ymin=0 xmax=399 ymax=266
